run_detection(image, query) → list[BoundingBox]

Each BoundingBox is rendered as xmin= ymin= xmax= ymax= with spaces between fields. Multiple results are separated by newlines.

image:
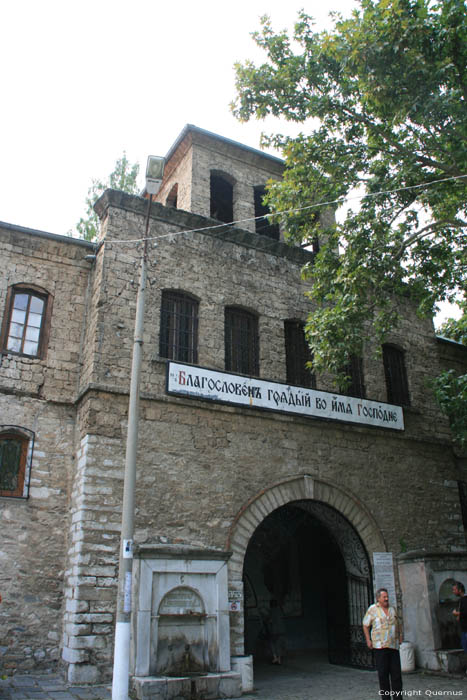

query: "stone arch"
xmin=227 ymin=475 xmax=386 ymax=656
xmin=227 ymin=474 xmax=386 ymax=580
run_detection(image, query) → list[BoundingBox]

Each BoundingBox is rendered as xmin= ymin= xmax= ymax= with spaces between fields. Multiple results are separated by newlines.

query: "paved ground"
xmin=0 ymin=674 xmax=111 ymax=700
xmin=243 ymin=655 xmax=467 ymax=699
xmin=1 ymin=655 xmax=467 ymax=700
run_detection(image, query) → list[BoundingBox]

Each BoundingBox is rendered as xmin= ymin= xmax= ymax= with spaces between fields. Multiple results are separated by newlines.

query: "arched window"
xmin=382 ymin=344 xmax=410 ymax=406
xmin=159 ymin=291 xmax=199 ymax=363
xmin=0 ymin=427 xmax=34 ymax=498
xmin=254 ymin=185 xmax=279 ymax=240
xmin=284 ymin=320 xmax=316 ymax=388
xmin=166 ymin=184 xmax=178 ymax=208
xmin=225 ymin=307 xmax=259 ymax=376
xmin=1 ymin=284 xmax=52 ymax=358
xmin=210 ymin=172 xmax=234 ymax=223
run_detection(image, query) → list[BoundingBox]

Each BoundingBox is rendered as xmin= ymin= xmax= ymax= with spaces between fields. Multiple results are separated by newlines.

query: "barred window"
xmin=458 ymin=482 xmax=467 ymax=538
xmin=0 ymin=431 xmax=30 ymax=498
xmin=225 ymin=307 xmax=259 ymax=376
xmin=1 ymin=285 xmax=50 ymax=358
xmin=341 ymin=355 xmax=366 ymax=399
xmin=254 ymin=186 xmax=279 ymax=240
xmin=284 ymin=320 xmax=316 ymax=388
xmin=159 ymin=291 xmax=199 ymax=363
xmin=383 ymin=344 xmax=410 ymax=406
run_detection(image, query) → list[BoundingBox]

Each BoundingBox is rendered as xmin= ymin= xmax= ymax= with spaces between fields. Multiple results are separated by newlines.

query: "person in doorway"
xmin=363 ymin=588 xmax=403 ymax=695
xmin=452 ymin=581 xmax=467 ymax=659
xmin=268 ymin=599 xmax=285 ymax=665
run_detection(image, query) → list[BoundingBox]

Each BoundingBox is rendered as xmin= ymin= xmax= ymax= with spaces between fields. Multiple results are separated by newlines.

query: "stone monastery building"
xmin=1 ymin=125 xmax=466 ymax=693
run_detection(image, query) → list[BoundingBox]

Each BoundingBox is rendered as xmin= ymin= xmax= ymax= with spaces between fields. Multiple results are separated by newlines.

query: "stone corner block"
xmin=67 ymin=662 xmax=101 ymax=685
xmin=218 ymin=672 xmax=242 ymax=698
xmin=62 ymin=646 xmax=89 ymax=664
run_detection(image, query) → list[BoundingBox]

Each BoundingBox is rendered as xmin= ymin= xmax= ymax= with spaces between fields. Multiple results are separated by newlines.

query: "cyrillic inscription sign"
xmin=167 ymin=362 xmax=404 ymax=430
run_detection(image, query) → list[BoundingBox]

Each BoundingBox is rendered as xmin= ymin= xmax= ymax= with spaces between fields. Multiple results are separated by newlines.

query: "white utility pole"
xmin=112 ymin=156 xmax=165 ymax=700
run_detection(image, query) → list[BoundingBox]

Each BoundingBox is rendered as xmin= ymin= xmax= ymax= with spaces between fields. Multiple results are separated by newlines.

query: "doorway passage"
xmin=243 ymin=500 xmax=373 ymax=669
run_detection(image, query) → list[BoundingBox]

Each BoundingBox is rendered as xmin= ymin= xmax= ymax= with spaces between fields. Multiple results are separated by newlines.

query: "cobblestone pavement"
xmin=242 ymin=655 xmax=467 ymax=699
xmin=0 ymin=674 xmax=111 ymax=700
xmin=1 ymin=656 xmax=467 ymax=700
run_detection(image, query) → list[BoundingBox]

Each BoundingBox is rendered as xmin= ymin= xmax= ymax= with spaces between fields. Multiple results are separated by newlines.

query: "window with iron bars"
xmin=382 ymin=344 xmax=410 ymax=406
xmin=159 ymin=291 xmax=199 ymax=363
xmin=225 ymin=307 xmax=259 ymax=376
xmin=284 ymin=320 xmax=316 ymax=389
xmin=254 ymin=185 xmax=280 ymax=240
xmin=458 ymin=481 xmax=467 ymax=542
xmin=341 ymin=355 xmax=366 ymax=399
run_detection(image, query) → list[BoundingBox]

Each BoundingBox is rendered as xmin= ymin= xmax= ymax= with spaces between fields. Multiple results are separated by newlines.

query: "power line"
xmin=104 ymin=173 xmax=467 ymax=247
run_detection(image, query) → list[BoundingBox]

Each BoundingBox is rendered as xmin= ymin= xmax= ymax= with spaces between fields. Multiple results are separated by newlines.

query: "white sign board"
xmin=373 ymin=552 xmax=397 ymax=605
xmin=167 ymin=362 xmax=404 ymax=431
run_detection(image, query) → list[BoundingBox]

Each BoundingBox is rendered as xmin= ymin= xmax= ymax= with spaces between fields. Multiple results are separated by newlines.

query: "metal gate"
xmin=299 ymin=501 xmax=374 ymax=670
xmin=327 ymin=574 xmax=373 ymax=669
xmin=348 ymin=574 xmax=373 ymax=668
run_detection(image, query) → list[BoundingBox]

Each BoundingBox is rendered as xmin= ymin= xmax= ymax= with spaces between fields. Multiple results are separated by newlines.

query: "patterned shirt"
xmin=363 ymin=603 xmax=400 ymax=649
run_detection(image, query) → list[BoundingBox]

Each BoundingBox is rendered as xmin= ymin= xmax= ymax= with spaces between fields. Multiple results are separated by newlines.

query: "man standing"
xmin=363 ymin=588 xmax=403 ymax=695
xmin=452 ymin=581 xmax=467 ymax=655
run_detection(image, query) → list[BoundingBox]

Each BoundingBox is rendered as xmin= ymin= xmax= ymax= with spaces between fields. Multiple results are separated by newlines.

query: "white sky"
xmin=0 ymin=0 xmax=357 ymax=236
xmin=0 ymin=0 xmax=460 ymax=323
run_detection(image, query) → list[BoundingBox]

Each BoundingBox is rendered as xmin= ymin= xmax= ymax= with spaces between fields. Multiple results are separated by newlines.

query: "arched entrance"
xmin=228 ymin=476 xmax=386 ymax=670
xmin=243 ymin=500 xmax=372 ymax=667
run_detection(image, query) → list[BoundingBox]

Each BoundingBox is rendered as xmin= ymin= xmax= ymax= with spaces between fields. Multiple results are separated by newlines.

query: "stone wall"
xmin=61 ymin=432 xmax=124 ymax=684
xmin=0 ymin=393 xmax=76 ymax=672
xmin=437 ymin=336 xmax=467 ymax=377
xmin=0 ymin=224 xmax=93 ymax=672
xmin=156 ymin=131 xmax=194 ymax=214
xmin=0 ymin=224 xmax=93 ymax=401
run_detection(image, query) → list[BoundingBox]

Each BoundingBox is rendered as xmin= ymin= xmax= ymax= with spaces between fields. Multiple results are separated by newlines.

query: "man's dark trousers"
xmin=374 ymin=648 xmax=402 ymax=693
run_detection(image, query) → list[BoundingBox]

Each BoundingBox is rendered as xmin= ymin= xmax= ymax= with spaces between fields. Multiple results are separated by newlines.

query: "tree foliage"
xmin=232 ymin=0 xmax=467 ymax=381
xmin=76 ymin=153 xmax=140 ymax=240
xmin=433 ymin=302 xmax=467 ymax=450
xmin=438 ymin=300 xmax=467 ymax=345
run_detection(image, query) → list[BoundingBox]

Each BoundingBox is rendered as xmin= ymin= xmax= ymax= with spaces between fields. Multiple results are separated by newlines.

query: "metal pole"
xmin=112 ymin=195 xmax=152 ymax=700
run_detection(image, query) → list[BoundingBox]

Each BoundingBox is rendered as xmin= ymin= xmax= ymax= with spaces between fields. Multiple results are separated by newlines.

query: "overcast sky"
xmin=0 ymin=1 xmax=460 ymax=323
xmin=0 ymin=0 xmax=358 ymax=236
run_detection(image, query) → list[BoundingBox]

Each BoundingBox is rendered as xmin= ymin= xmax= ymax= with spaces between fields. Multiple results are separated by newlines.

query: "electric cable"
xmin=102 ymin=173 xmax=467 ymax=247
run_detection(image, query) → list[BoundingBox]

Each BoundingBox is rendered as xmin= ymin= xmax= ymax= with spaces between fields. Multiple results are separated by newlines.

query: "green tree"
xmin=438 ymin=301 xmax=467 ymax=346
xmin=76 ymin=153 xmax=140 ymax=240
xmin=232 ymin=0 xmax=467 ymax=379
xmin=433 ymin=302 xmax=467 ymax=450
